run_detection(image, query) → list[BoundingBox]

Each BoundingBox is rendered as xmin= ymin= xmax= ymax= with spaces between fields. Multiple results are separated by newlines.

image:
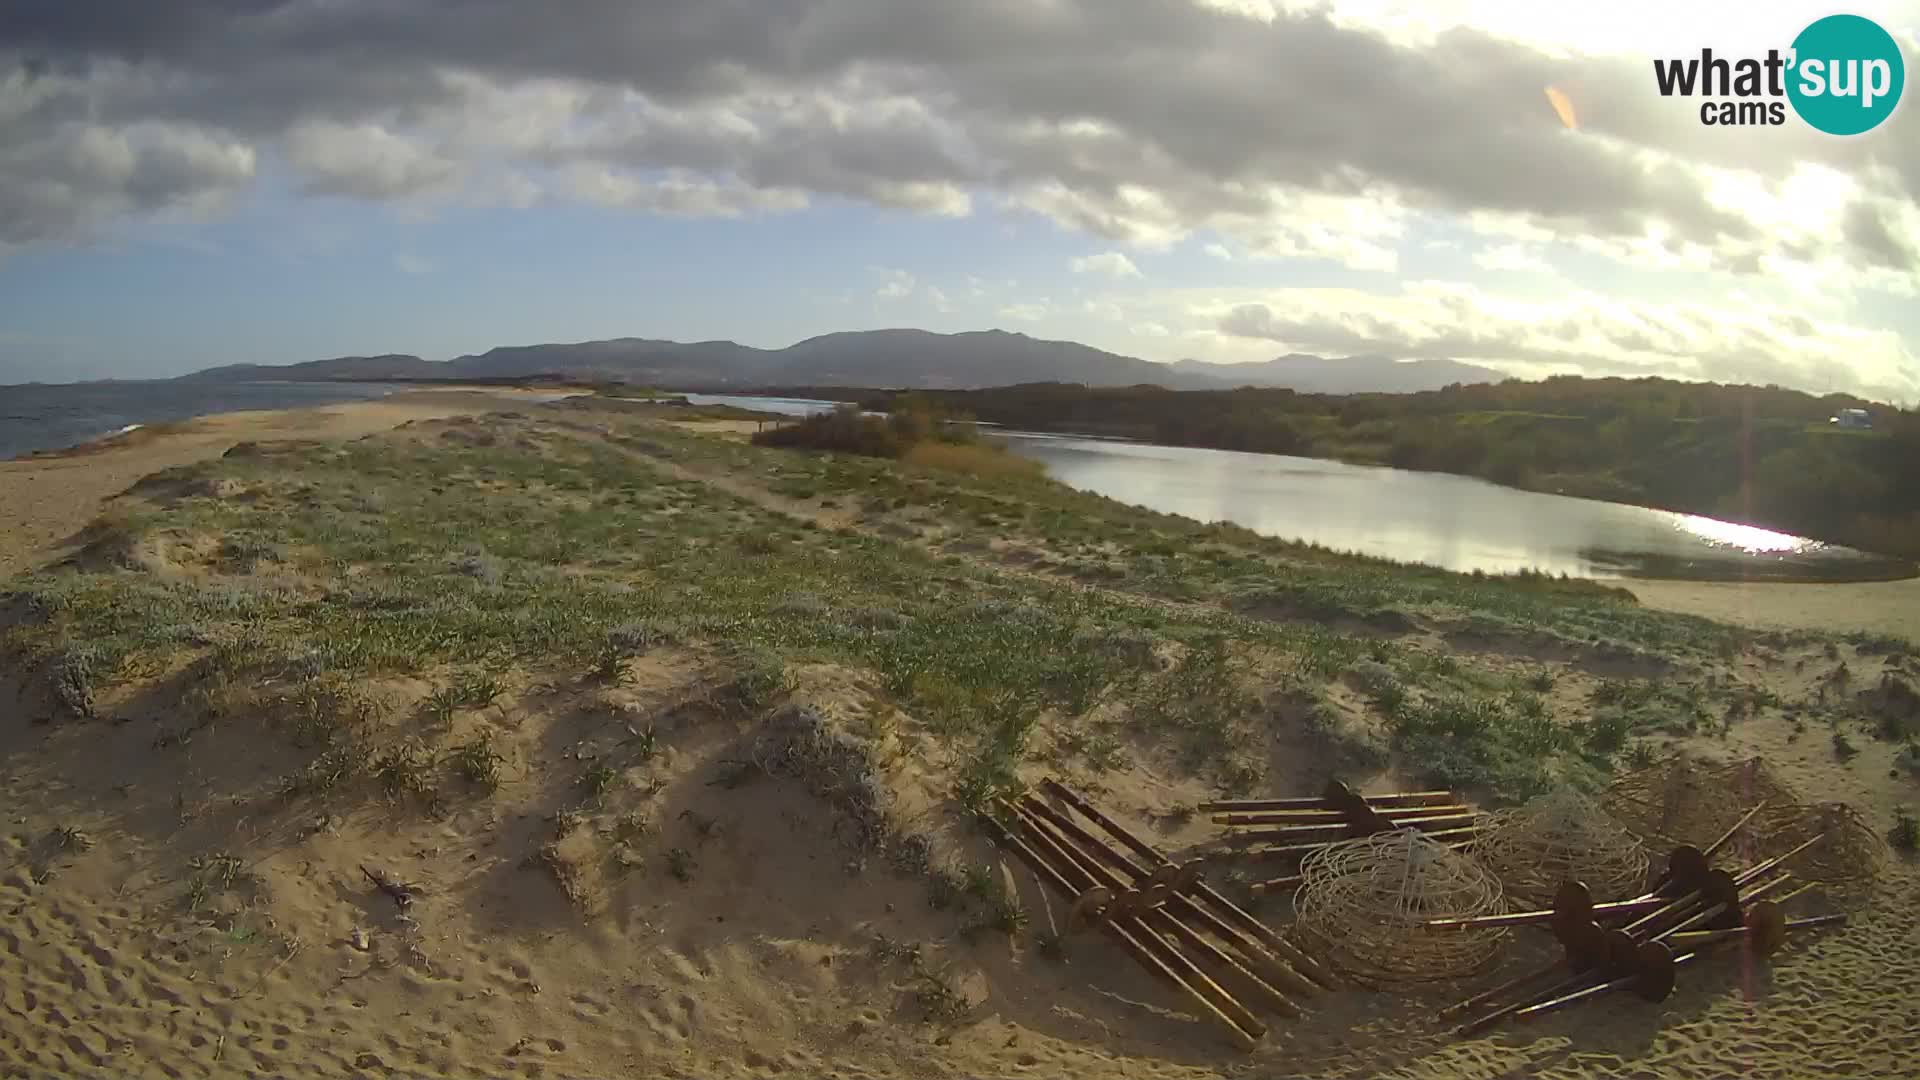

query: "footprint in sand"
xmin=569 ymin=991 xmax=612 ymax=1019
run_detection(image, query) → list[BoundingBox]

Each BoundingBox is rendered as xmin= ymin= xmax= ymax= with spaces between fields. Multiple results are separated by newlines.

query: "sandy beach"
xmin=1629 ymin=577 xmax=1920 ymax=643
xmin=0 ymin=390 xmax=565 ymax=581
xmin=1 ymin=398 xmax=1914 ymax=1079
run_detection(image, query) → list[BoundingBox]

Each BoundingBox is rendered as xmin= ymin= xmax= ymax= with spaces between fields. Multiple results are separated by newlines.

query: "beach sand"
xmin=1629 ymin=577 xmax=1920 ymax=643
xmin=0 ymin=390 xmax=557 ymax=581
xmin=2 ymin=404 xmax=1916 ymax=1079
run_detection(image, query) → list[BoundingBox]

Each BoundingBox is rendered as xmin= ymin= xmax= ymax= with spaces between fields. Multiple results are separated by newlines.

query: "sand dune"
xmin=0 ymin=390 xmax=555 ymax=581
xmin=2 ymin=403 xmax=1916 ymax=1079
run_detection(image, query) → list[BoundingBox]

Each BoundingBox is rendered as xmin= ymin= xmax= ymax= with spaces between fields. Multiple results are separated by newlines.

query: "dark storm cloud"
xmin=0 ymin=0 xmax=1912 ymax=269
xmin=1843 ymin=198 xmax=1919 ymax=271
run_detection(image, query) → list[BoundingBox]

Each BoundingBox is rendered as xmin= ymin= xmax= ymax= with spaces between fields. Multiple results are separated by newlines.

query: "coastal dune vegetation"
xmin=4 ymin=396 xmax=1917 ymax=1076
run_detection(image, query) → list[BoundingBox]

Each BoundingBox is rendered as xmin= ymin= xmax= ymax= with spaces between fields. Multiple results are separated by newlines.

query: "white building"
xmin=1829 ymin=408 xmax=1873 ymax=429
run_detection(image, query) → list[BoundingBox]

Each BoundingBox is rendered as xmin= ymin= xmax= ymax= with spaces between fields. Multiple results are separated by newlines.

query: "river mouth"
xmin=682 ymin=394 xmax=1918 ymax=585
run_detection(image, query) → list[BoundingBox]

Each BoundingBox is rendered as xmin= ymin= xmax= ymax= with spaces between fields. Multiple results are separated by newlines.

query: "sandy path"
xmin=0 ymin=390 xmax=545 ymax=580
xmin=1629 ymin=578 xmax=1920 ymax=642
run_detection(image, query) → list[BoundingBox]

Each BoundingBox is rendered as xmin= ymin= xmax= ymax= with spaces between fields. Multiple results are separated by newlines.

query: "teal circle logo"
xmin=1787 ymin=14 xmax=1905 ymax=135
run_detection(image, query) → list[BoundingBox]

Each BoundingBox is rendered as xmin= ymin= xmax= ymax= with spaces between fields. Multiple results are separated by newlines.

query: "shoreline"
xmin=3 ymin=383 xmax=588 ymax=462
xmin=0 ymin=388 xmax=564 ymax=580
xmin=0 ymin=390 xmax=1913 ymax=642
xmin=700 ymin=393 xmax=1920 ymax=585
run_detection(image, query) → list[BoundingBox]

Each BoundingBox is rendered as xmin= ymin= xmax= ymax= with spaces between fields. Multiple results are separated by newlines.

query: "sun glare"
xmin=1671 ymin=512 xmax=1813 ymax=553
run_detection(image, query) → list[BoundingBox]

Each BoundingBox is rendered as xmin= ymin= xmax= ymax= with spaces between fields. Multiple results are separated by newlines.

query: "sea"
xmin=0 ymin=381 xmax=402 ymax=461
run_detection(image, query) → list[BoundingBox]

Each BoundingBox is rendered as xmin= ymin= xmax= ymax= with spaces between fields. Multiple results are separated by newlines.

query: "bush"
xmin=752 ymin=399 xmax=983 ymax=461
xmin=753 ymin=405 xmax=904 ymax=458
xmin=901 ymin=441 xmax=1041 ymax=479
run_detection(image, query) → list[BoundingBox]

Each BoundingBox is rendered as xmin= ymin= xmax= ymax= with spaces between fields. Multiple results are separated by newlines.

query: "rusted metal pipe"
xmin=1208 ymin=803 xmax=1473 ymax=827
xmin=1041 ymin=777 xmax=1336 ymax=989
xmin=1512 ymin=897 xmax=1838 ymax=1032
xmin=1458 ymin=871 xmax=1819 ymax=1036
xmin=1232 ymin=823 xmax=1481 ymax=860
xmin=1018 ymin=796 xmax=1318 ymax=1000
xmin=1250 ymin=829 xmax=1480 ymax=897
xmin=989 ymin=811 xmax=1265 ymax=1049
xmin=1509 ymin=940 xmax=1681 ymax=1025
xmin=1198 ymin=789 xmax=1453 ymax=813
xmin=1704 ymin=800 xmax=1771 ymax=860
xmin=1432 ymin=835 xmax=1810 ymax=935
xmin=1003 ymin=804 xmax=1271 ymax=1045
xmin=1666 ymin=909 xmax=1844 ymax=954
xmin=1732 ymin=832 xmax=1827 ymax=887
xmin=1215 ymin=811 xmax=1481 ymax=833
xmin=1649 ymin=870 xmax=1796 ymax=943
xmin=1012 ymin=800 xmax=1302 ymax=1019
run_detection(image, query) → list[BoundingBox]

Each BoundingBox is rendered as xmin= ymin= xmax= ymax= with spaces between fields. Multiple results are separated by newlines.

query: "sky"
xmin=2 ymin=1 xmax=1919 ymax=401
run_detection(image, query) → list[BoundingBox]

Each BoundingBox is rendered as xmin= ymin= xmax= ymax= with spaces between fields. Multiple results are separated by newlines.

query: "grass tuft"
xmin=451 ymin=734 xmax=504 ymax=791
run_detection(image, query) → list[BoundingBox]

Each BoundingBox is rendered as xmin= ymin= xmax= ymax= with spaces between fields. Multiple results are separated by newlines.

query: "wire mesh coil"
xmin=1292 ymin=829 xmax=1508 ymax=988
xmin=1472 ymin=788 xmax=1651 ymax=906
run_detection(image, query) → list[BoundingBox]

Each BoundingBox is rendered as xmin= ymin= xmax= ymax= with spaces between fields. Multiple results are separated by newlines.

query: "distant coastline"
xmin=0 ymin=380 xmax=399 ymax=461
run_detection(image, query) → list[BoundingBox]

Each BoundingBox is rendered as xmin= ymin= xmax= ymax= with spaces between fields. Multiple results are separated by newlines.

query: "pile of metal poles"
xmin=1196 ymin=780 xmax=1485 ymax=896
xmin=1434 ymin=827 xmax=1843 ymax=1035
xmin=984 ymin=778 xmax=1338 ymax=1050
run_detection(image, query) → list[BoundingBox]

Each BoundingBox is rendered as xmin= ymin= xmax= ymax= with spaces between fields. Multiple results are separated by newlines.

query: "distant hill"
xmin=443 ymin=329 xmax=1198 ymax=389
xmin=1169 ymin=354 xmax=1501 ymax=394
xmin=180 ymin=354 xmax=446 ymax=382
xmin=179 ymin=330 xmax=1500 ymax=393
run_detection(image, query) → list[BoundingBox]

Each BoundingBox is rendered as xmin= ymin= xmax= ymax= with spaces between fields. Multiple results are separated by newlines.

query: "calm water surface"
xmin=683 ymin=394 xmax=1913 ymax=582
xmin=1 ymin=381 xmax=400 ymax=460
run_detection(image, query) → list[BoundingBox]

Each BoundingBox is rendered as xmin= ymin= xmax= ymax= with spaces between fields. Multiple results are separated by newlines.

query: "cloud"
xmin=4 ymin=0 xmax=1913 ymax=284
xmin=0 ymin=115 xmax=255 ymax=246
xmin=284 ymin=121 xmax=455 ymax=199
xmin=1471 ymin=243 xmax=1554 ymax=274
xmin=4 ymin=1 xmax=1918 ymax=395
xmin=564 ymin=165 xmax=807 ymax=217
xmin=1211 ymin=281 xmax=1920 ymax=400
xmin=393 ymin=252 xmax=433 ymax=274
xmin=1070 ymin=251 xmax=1142 ymax=278
xmin=875 ymin=268 xmax=916 ymax=300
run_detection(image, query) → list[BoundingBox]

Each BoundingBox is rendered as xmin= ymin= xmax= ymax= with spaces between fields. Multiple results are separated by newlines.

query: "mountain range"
xmin=182 ymin=329 xmax=1503 ymax=394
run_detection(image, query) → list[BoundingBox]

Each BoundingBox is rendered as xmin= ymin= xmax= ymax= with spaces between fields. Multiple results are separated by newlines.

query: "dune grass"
xmin=0 ymin=407 xmax=1781 ymax=808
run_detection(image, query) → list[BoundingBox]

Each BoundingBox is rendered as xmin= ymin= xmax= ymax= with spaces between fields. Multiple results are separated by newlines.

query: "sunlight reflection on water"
xmin=1669 ymin=514 xmax=1815 ymax=554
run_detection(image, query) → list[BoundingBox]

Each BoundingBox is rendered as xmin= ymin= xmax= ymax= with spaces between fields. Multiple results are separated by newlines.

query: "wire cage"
xmin=1603 ymin=756 xmax=1882 ymax=903
xmin=1472 ymin=788 xmax=1652 ymax=906
xmin=1292 ymin=829 xmax=1507 ymax=988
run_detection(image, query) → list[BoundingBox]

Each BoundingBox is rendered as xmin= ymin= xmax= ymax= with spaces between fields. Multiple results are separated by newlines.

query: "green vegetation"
xmin=0 ymin=405 xmax=1799 ymax=822
xmin=851 ymin=378 xmax=1920 ymax=561
xmin=452 ymin=734 xmax=505 ymax=791
xmin=751 ymin=396 xmax=979 ymax=459
xmin=1889 ymin=806 xmax=1919 ymax=852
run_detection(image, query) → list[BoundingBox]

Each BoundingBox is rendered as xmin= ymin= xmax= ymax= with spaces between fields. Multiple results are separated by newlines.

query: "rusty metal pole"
xmin=999 ymin=804 xmax=1269 ymax=1047
xmin=1199 ymin=790 xmax=1453 ymax=812
xmin=1211 ymin=804 xmax=1474 ymax=826
xmin=1456 ymin=862 xmax=1821 ymax=1036
xmin=1018 ymin=794 xmax=1318 ymax=1001
xmin=1011 ymin=800 xmax=1302 ymax=1019
xmin=1218 ymin=811 xmax=1481 ymax=834
xmin=1042 ymin=778 xmax=1336 ymax=989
